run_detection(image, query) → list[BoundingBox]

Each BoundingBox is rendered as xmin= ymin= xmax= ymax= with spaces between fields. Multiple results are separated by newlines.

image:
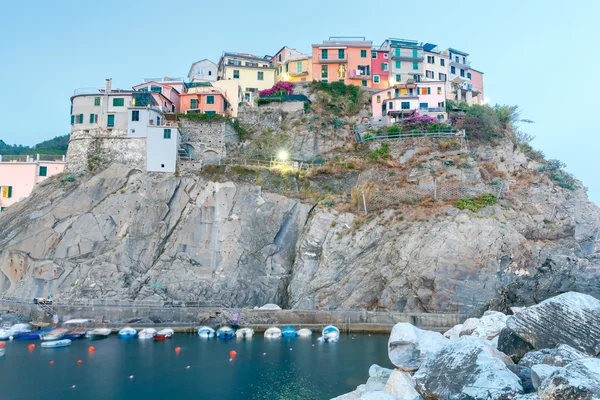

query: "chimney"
xmin=105 ymin=78 xmax=112 ymax=93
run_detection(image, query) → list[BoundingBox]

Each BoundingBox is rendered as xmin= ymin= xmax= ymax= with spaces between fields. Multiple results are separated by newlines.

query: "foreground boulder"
xmin=530 ymin=364 xmax=560 ymax=390
xmin=364 ymin=364 xmax=393 ymax=391
xmin=497 ymin=327 xmax=534 ymax=363
xmin=506 ymin=292 xmax=600 ymax=355
xmin=507 ymin=365 xmax=535 ymax=393
xmin=383 ymin=370 xmax=422 ymax=400
xmin=518 ymin=344 xmax=588 ymax=367
xmin=414 ymin=339 xmax=523 ymax=399
xmin=537 ymin=358 xmax=600 ymax=399
xmin=388 ymin=323 xmax=448 ymax=371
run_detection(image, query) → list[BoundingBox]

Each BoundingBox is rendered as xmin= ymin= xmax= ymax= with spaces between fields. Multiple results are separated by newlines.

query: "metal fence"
xmin=0 ymin=154 xmax=65 ymax=163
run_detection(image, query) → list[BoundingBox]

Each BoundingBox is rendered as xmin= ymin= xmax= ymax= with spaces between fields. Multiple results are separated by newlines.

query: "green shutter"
xmin=321 ymin=65 xmax=328 ymax=78
xmin=204 ymin=111 xmax=216 ymax=116
xmin=321 ymin=49 xmax=327 ymax=59
xmin=285 ymin=63 xmax=288 ymax=73
xmin=207 ymin=96 xmax=215 ymax=105
xmin=395 ymin=60 xmax=400 ymax=69
xmin=395 ymin=48 xmax=400 ymax=57
xmin=361 ymin=50 xmax=367 ymax=58
xmin=338 ymin=49 xmax=344 ymax=59
xmin=413 ymin=49 xmax=418 ymax=58
xmin=107 ymin=115 xmax=115 ymax=127
xmin=113 ymin=98 xmax=124 ymax=106
xmin=296 ymin=61 xmax=302 ymax=73
xmin=89 ymin=114 xmax=95 ymax=123
xmin=361 ymin=80 xmax=367 ymax=87
xmin=78 ymin=114 xmax=83 ymax=123
xmin=94 ymin=97 xmax=100 ymax=106
xmin=7 ymin=186 xmax=12 ymax=198
xmin=371 ymin=51 xmax=376 ymax=58
xmin=163 ymin=129 xmax=171 ymax=139
xmin=39 ymin=166 xmax=47 ymax=177
xmin=71 ymin=115 xmax=75 ymax=125
xmin=413 ymin=62 xmax=418 ymax=70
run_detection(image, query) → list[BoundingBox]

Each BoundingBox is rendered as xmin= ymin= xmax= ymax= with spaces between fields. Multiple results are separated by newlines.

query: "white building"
xmin=442 ymin=48 xmax=483 ymax=105
xmin=187 ymin=59 xmax=218 ymax=83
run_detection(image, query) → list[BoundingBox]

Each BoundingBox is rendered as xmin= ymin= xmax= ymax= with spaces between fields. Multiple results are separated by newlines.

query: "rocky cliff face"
xmin=1 ymin=138 xmax=599 ymax=313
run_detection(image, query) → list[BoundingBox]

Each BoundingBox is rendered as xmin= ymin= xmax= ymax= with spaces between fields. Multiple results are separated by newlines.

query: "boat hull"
xmin=198 ymin=327 xmax=215 ymax=338
xmin=41 ymin=339 xmax=72 ymax=348
xmin=235 ymin=328 xmax=254 ymax=339
xmin=297 ymin=329 xmax=313 ymax=337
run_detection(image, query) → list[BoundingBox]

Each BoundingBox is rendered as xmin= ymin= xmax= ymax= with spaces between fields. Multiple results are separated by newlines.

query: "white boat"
xmin=197 ymin=326 xmax=215 ymax=338
xmin=118 ymin=327 xmax=137 ymax=339
xmin=41 ymin=339 xmax=72 ymax=348
xmin=138 ymin=328 xmax=157 ymax=339
xmin=264 ymin=327 xmax=282 ymax=339
xmin=297 ymin=328 xmax=313 ymax=337
xmin=86 ymin=328 xmax=111 ymax=340
xmin=318 ymin=325 xmax=340 ymax=343
xmin=157 ymin=328 xmax=174 ymax=337
xmin=0 ymin=323 xmax=33 ymax=339
xmin=0 ymin=329 xmax=11 ymax=340
xmin=41 ymin=328 xmax=68 ymax=341
xmin=235 ymin=328 xmax=254 ymax=339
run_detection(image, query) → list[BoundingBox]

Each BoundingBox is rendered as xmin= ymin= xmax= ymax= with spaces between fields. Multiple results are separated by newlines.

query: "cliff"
xmin=1 ymin=132 xmax=598 ymax=314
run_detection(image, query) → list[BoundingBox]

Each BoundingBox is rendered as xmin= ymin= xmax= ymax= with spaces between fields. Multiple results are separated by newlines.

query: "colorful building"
xmin=311 ymin=37 xmax=373 ymax=87
xmin=442 ymin=48 xmax=483 ymax=105
xmin=133 ymin=81 xmax=180 ymax=113
xmin=272 ymin=46 xmax=312 ymax=83
xmin=187 ymin=59 xmax=218 ymax=83
xmin=371 ymin=48 xmax=390 ymax=90
xmin=371 ymin=81 xmax=447 ymax=122
xmin=422 ymin=43 xmax=449 ymax=83
xmin=179 ymin=83 xmax=231 ymax=116
xmin=0 ymin=155 xmax=65 ymax=211
xmin=217 ymin=52 xmax=275 ymax=103
xmin=380 ymin=38 xmax=424 ymax=85
xmin=468 ymin=68 xmax=485 ymax=105
xmin=213 ymin=80 xmax=244 ymax=117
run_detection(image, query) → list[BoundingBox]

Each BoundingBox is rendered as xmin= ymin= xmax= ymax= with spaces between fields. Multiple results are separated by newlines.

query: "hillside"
xmin=0 ymin=134 xmax=69 ymax=155
xmin=0 ymin=84 xmax=598 ymax=314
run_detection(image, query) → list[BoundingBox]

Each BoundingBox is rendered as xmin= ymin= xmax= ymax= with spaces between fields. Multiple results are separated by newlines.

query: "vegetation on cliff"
xmin=0 ymin=135 xmax=69 ymax=155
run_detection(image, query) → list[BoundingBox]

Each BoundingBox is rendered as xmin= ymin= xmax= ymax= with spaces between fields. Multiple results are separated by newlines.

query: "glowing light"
xmin=277 ymin=150 xmax=289 ymax=161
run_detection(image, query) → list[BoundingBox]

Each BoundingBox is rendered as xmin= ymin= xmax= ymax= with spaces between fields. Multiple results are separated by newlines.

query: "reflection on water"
xmin=0 ymin=332 xmax=392 ymax=400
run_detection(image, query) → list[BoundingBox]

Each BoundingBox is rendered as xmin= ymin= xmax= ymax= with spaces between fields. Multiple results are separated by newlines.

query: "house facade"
xmin=0 ymin=155 xmax=65 ymax=211
xmin=213 ymin=80 xmax=244 ymax=117
xmin=422 ymin=43 xmax=450 ymax=84
xmin=371 ymin=81 xmax=447 ymax=122
xmin=217 ymin=52 xmax=275 ymax=103
xmin=442 ymin=48 xmax=483 ymax=105
xmin=381 ymin=38 xmax=424 ymax=85
xmin=468 ymin=68 xmax=484 ymax=104
xmin=273 ymin=46 xmax=312 ymax=83
xmin=187 ymin=59 xmax=218 ymax=83
xmin=371 ymin=48 xmax=390 ymax=89
xmin=133 ymin=81 xmax=180 ymax=113
xmin=180 ymin=83 xmax=231 ymax=116
xmin=312 ymin=37 xmax=373 ymax=87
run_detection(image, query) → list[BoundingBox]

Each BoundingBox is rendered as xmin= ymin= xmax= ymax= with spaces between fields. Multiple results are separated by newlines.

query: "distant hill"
xmin=0 ymin=135 xmax=69 ymax=155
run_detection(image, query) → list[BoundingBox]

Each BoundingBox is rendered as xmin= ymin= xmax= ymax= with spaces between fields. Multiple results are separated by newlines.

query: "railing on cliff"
xmin=355 ymin=126 xmax=466 ymax=144
xmin=0 ymin=154 xmax=66 ymax=163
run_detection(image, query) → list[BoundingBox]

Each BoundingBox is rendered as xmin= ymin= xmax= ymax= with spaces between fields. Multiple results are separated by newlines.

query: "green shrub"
xmin=304 ymin=101 xmax=311 ymax=113
xmin=369 ymin=144 xmax=390 ymax=161
xmin=309 ymin=81 xmax=362 ymax=116
xmin=233 ymin=120 xmax=250 ymax=140
xmin=386 ymin=125 xmax=401 ymax=134
xmin=331 ymin=118 xmax=345 ymax=129
xmin=60 ymin=174 xmax=76 ymax=183
xmin=362 ymin=133 xmax=373 ymax=141
xmin=455 ymin=193 xmax=498 ymax=211
xmin=323 ymin=199 xmax=335 ymax=207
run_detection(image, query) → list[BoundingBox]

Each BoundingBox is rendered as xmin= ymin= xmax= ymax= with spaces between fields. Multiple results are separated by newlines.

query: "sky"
xmin=0 ymin=0 xmax=598 ymax=205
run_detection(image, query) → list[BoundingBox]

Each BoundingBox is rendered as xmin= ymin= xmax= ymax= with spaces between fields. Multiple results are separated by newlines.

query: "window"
xmin=150 ymin=85 xmax=162 ymax=93
xmin=132 ymin=110 xmax=139 ymax=121
xmin=376 ymin=95 xmax=381 ymax=103
xmin=420 ymin=103 xmax=428 ymax=109
xmin=278 ymin=54 xmax=282 ymax=62
xmin=437 ymin=87 xmax=442 ymax=95
xmin=395 ymin=60 xmax=400 ymax=69
xmin=206 ymin=95 xmax=215 ymax=105
xmin=338 ymin=49 xmax=345 ymax=59
xmin=361 ymin=49 xmax=367 ymax=58
xmin=463 ymin=56 xmax=466 ymax=64
xmin=374 ymin=75 xmax=380 ymax=84
xmin=414 ymin=75 xmax=421 ymax=82
xmin=388 ymin=102 xmax=393 ymax=110
xmin=372 ymin=51 xmax=377 ymax=59
xmin=451 ymin=66 xmax=456 ymax=74
xmin=440 ymin=59 xmax=445 ymax=67
xmin=427 ymin=56 xmax=434 ymax=64
xmin=439 ymin=73 xmax=447 ymax=81
xmin=412 ymin=49 xmax=418 ymax=58
xmin=233 ymin=70 xmax=240 ymax=79
xmin=394 ymin=48 xmax=400 ymax=57
xmin=420 ymin=87 xmax=431 ymax=95
xmin=208 ymin=71 xmax=212 ymax=76
xmin=321 ymin=49 xmax=328 ymax=59
xmin=387 ymin=91 xmax=391 ymax=99
xmin=467 ymin=72 xmax=472 ymax=79
xmin=112 ymin=98 xmax=124 ymax=106
xmin=107 ymin=114 xmax=115 ymax=127
xmin=1 ymin=186 xmax=12 ymax=198
xmin=438 ymin=101 xmax=445 ymax=108
xmin=361 ymin=80 xmax=367 ymax=87
xmin=39 ymin=166 xmax=47 ymax=177
xmin=90 ymin=113 xmax=97 ymax=123
xmin=321 ymin=80 xmax=328 ymax=83
xmin=157 ymin=116 xmax=161 ymax=125
xmin=455 ymin=56 xmax=460 ymax=62
xmin=401 ymin=102 xmax=410 ymax=109
xmin=460 ymin=69 xmax=465 ymax=77
xmin=78 ymin=114 xmax=84 ymax=124
xmin=163 ymin=129 xmax=171 ymax=139
xmin=381 ymin=63 xmax=388 ymax=71
xmin=413 ymin=62 xmax=419 ymax=70
xmin=94 ymin=97 xmax=100 ymax=106
xmin=425 ymin=70 xmax=434 ymax=79
xmin=257 ymin=71 xmax=264 ymax=80
xmin=437 ymin=114 xmax=444 ymax=121
xmin=190 ymin=99 xmax=198 ymax=109
xmin=395 ymin=74 xmax=401 ymax=82
xmin=70 ymin=115 xmax=74 ymax=125
xmin=285 ymin=63 xmax=288 ymax=73
xmin=383 ymin=54 xmax=388 ymax=59
xmin=321 ymin=65 xmax=328 ymax=78
xmin=296 ymin=61 xmax=302 ymax=73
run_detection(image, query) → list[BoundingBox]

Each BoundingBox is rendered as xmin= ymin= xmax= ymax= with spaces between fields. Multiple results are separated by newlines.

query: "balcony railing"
xmin=450 ymin=59 xmax=471 ymax=67
xmin=391 ymin=55 xmax=424 ymax=62
xmin=319 ymin=57 xmax=347 ymax=63
xmin=349 ymin=70 xmax=371 ymax=79
xmin=419 ymin=107 xmax=446 ymax=112
xmin=289 ymin=71 xmax=309 ymax=76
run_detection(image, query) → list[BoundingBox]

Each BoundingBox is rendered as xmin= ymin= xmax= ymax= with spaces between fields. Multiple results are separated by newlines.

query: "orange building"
xmin=312 ymin=37 xmax=373 ymax=88
xmin=179 ymin=83 xmax=232 ymax=116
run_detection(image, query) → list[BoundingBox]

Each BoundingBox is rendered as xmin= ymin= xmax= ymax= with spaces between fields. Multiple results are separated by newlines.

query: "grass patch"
xmin=455 ymin=193 xmax=498 ymax=212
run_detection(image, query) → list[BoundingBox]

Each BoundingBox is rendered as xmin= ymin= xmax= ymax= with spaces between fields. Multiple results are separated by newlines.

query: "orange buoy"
xmin=77 ymin=360 xmax=82 ymax=365
xmin=229 ymin=350 xmax=237 ymax=358
xmin=28 ymin=344 xmax=35 ymax=350
xmin=49 ymin=361 xmax=54 ymax=365
xmin=88 ymin=346 xmax=95 ymax=353
xmin=0 ymin=342 xmax=5 ymax=348
xmin=175 ymin=347 xmax=181 ymax=354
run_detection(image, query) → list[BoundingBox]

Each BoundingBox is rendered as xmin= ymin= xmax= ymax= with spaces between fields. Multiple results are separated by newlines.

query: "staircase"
xmin=178 ymin=145 xmax=190 ymax=161
xmin=36 ymin=301 xmax=56 ymax=319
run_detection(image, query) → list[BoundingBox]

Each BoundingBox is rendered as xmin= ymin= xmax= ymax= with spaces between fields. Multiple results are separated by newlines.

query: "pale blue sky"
xmin=1 ymin=0 xmax=598 ymax=204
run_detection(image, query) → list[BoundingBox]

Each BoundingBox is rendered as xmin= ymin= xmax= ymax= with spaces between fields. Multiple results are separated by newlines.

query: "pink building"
xmin=371 ymin=81 xmax=447 ymax=122
xmin=132 ymin=81 xmax=181 ymax=113
xmin=468 ymin=68 xmax=484 ymax=104
xmin=371 ymin=49 xmax=390 ymax=90
xmin=0 ymin=155 xmax=65 ymax=211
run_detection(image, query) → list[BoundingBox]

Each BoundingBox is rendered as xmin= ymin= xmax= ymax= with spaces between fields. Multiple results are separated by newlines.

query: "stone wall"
xmin=368 ymin=136 xmax=464 ymax=163
xmin=258 ymin=101 xmax=305 ymax=113
xmin=237 ymin=105 xmax=284 ymax=130
xmin=178 ymin=118 xmax=239 ymax=165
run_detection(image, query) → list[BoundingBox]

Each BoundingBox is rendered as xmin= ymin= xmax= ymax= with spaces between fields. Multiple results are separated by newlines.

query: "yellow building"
xmin=272 ymin=46 xmax=312 ymax=83
xmin=217 ymin=52 xmax=276 ymax=103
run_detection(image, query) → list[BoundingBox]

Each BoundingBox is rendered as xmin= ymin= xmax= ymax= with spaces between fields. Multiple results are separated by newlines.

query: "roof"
xmin=187 ymin=59 xmax=218 ymax=79
xmin=184 ymin=82 xmax=213 ymax=89
xmin=383 ymin=38 xmax=422 ymax=48
xmin=313 ymin=39 xmax=372 ymax=48
xmin=423 ymin=43 xmax=438 ymax=52
xmin=222 ymin=52 xmax=271 ymax=63
xmin=448 ymin=48 xmax=469 ymax=56
xmin=133 ymin=81 xmax=181 ymax=95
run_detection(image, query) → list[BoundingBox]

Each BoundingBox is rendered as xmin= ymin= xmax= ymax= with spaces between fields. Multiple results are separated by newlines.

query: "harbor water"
xmin=0 ymin=332 xmax=392 ymax=399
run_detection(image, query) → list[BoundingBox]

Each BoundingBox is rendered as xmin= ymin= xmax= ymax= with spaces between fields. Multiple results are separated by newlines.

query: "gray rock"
xmin=518 ymin=345 xmax=588 ymax=367
xmin=538 ymin=358 xmax=600 ymax=399
xmin=497 ymin=327 xmax=534 ymax=363
xmin=365 ymin=364 xmax=393 ymax=391
xmin=358 ymin=391 xmax=395 ymax=400
xmin=530 ymin=364 xmax=560 ymax=390
xmin=383 ymin=369 xmax=422 ymax=400
xmin=508 ymin=365 xmax=535 ymax=393
xmin=387 ymin=323 xmax=448 ymax=371
xmin=414 ymin=339 xmax=523 ymax=399
xmin=506 ymin=292 xmax=600 ymax=356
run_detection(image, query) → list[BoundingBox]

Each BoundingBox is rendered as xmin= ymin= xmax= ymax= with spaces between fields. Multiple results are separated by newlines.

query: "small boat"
xmin=157 ymin=328 xmax=174 ymax=337
xmin=197 ymin=326 xmax=215 ymax=338
xmin=41 ymin=328 xmax=68 ymax=341
xmin=297 ymin=328 xmax=313 ymax=337
xmin=64 ymin=319 xmax=90 ymax=340
xmin=1 ymin=323 xmax=33 ymax=339
xmin=86 ymin=328 xmax=111 ymax=340
xmin=41 ymin=339 xmax=72 ymax=348
xmin=281 ymin=326 xmax=297 ymax=338
xmin=118 ymin=327 xmax=137 ymax=339
xmin=235 ymin=328 xmax=254 ymax=339
xmin=138 ymin=328 xmax=157 ymax=340
xmin=264 ymin=327 xmax=282 ymax=339
xmin=217 ymin=326 xmax=234 ymax=339
xmin=0 ymin=329 xmax=11 ymax=340
xmin=16 ymin=328 xmax=53 ymax=340
xmin=65 ymin=327 xmax=86 ymax=340
xmin=318 ymin=325 xmax=340 ymax=343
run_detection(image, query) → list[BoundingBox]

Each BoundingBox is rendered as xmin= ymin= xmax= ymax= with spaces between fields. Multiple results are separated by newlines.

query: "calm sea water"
xmin=0 ymin=332 xmax=392 ymax=400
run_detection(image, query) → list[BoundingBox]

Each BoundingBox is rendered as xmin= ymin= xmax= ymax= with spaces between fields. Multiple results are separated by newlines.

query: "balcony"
xmin=450 ymin=59 xmax=471 ymax=68
xmin=319 ymin=57 xmax=347 ymax=64
xmin=390 ymin=54 xmax=424 ymax=62
xmin=419 ymin=107 xmax=446 ymax=112
xmin=289 ymin=71 xmax=309 ymax=77
xmin=349 ymin=70 xmax=371 ymax=79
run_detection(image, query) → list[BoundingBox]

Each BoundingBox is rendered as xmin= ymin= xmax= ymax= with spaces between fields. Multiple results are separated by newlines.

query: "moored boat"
xmin=1 ymin=323 xmax=33 ymax=339
xmin=281 ymin=326 xmax=297 ymax=338
xmin=16 ymin=328 xmax=53 ymax=340
xmin=264 ymin=327 xmax=282 ymax=339
xmin=64 ymin=319 xmax=90 ymax=340
xmin=235 ymin=328 xmax=254 ymax=339
xmin=64 ymin=327 xmax=86 ymax=340
xmin=297 ymin=328 xmax=313 ymax=337
xmin=157 ymin=328 xmax=174 ymax=337
xmin=138 ymin=328 xmax=157 ymax=340
xmin=86 ymin=328 xmax=111 ymax=340
xmin=318 ymin=325 xmax=340 ymax=343
xmin=197 ymin=326 xmax=215 ymax=338
xmin=118 ymin=327 xmax=137 ymax=339
xmin=41 ymin=328 xmax=68 ymax=341
xmin=217 ymin=326 xmax=234 ymax=339
xmin=41 ymin=339 xmax=72 ymax=348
